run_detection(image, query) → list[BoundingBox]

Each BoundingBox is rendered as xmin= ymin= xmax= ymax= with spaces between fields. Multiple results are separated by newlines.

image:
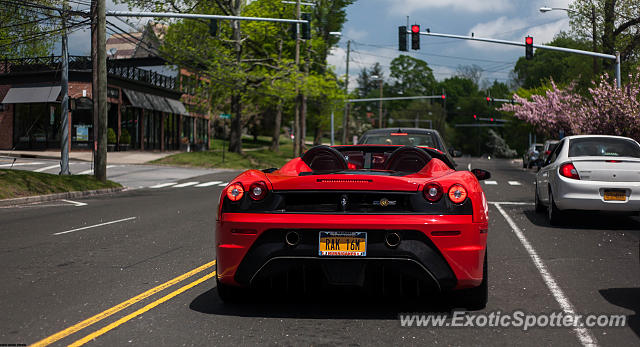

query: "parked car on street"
xmin=534 ymin=135 xmax=640 ymax=225
xmin=540 ymin=140 xmax=559 ymax=167
xmin=523 ymin=143 xmax=543 ymax=168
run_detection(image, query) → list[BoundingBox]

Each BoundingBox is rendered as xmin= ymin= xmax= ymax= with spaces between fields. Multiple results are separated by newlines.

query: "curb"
xmin=0 ymin=187 xmax=127 ymax=207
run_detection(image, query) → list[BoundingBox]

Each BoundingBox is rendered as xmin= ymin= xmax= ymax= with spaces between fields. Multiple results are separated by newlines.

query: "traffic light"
xmin=411 ymin=25 xmax=420 ymax=50
xmin=301 ymin=13 xmax=311 ymax=40
xmin=486 ymin=96 xmax=493 ymax=105
xmin=473 ymin=114 xmax=477 ymax=120
xmin=209 ymin=19 xmax=218 ymax=37
xmin=525 ymin=36 xmax=533 ymax=60
xmin=398 ymin=26 xmax=407 ymax=52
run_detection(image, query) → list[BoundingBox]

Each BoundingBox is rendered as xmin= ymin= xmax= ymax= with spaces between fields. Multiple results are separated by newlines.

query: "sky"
xmin=65 ymin=0 xmax=574 ymax=88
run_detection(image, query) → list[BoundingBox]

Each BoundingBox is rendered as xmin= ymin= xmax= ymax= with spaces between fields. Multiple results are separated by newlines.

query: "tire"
xmin=216 ymin=276 xmax=242 ymax=303
xmin=548 ymin=188 xmax=563 ymax=226
xmin=453 ymin=250 xmax=488 ymax=310
xmin=534 ymin=185 xmax=545 ymax=213
xmin=522 ymin=159 xmax=527 ymax=168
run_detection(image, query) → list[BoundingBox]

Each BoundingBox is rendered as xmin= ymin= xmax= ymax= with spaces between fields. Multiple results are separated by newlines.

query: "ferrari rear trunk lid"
xmin=571 ymin=157 xmax=640 ymax=182
xmin=266 ymin=172 xmax=422 ymax=191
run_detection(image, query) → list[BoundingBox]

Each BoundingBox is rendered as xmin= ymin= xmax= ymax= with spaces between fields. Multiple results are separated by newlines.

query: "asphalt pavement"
xmin=0 ymin=158 xmax=638 ymax=346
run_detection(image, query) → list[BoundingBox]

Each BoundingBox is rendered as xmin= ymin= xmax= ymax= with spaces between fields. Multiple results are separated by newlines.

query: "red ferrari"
xmin=215 ymin=145 xmax=490 ymax=308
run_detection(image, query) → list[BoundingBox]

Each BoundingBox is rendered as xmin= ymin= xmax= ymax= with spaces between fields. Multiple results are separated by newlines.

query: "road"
xmin=0 ymin=157 xmax=638 ymax=346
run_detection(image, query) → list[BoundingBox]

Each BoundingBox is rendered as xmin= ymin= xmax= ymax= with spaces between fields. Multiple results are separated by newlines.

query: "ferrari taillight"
xmin=448 ymin=184 xmax=467 ymax=204
xmin=559 ymin=163 xmax=580 ymax=180
xmin=249 ymin=181 xmax=268 ymax=201
xmin=226 ymin=183 xmax=244 ymax=201
xmin=423 ymin=182 xmax=443 ymax=202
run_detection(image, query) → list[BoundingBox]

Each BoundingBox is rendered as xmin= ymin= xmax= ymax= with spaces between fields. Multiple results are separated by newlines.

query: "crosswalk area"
xmin=149 ymin=181 xmax=228 ymax=189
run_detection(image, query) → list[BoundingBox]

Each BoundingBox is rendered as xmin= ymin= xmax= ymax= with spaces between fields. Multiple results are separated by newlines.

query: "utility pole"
xmin=59 ymin=2 xmax=70 ymax=175
xmin=91 ymin=0 xmax=107 ymax=182
xmin=378 ymin=79 xmax=383 ymax=128
xmin=591 ymin=4 xmax=598 ymax=74
xmin=292 ymin=0 xmax=301 ymax=157
xmin=300 ymin=36 xmax=311 ymax=151
xmin=341 ymin=40 xmax=350 ymax=145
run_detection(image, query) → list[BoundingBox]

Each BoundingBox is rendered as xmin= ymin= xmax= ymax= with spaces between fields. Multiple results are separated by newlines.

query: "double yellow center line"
xmin=31 ymin=260 xmax=217 ymax=347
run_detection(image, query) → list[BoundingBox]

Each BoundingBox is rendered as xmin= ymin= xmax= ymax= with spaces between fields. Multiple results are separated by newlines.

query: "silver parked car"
xmin=523 ymin=143 xmax=543 ymax=168
xmin=535 ymin=135 xmax=640 ymax=225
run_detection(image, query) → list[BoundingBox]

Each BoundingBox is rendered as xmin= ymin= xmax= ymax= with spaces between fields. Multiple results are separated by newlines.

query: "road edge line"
xmin=492 ymin=203 xmax=598 ymax=347
xmin=68 ymin=271 xmax=217 ymax=347
xmin=29 ymin=260 xmax=216 ymax=347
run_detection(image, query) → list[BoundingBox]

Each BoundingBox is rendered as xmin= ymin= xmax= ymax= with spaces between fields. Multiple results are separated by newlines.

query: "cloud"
xmin=378 ymin=0 xmax=515 ymax=14
xmin=464 ymin=16 xmax=569 ymax=52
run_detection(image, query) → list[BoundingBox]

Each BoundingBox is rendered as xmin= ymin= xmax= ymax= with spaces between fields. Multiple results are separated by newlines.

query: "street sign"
xmin=220 ymin=114 xmax=231 ymax=119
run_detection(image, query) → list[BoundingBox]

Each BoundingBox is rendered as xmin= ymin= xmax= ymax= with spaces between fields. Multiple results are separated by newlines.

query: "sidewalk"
xmin=0 ymin=150 xmax=180 ymax=165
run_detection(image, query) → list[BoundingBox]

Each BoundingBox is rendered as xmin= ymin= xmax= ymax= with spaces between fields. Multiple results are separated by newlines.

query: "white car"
xmin=535 ymin=135 xmax=640 ymax=225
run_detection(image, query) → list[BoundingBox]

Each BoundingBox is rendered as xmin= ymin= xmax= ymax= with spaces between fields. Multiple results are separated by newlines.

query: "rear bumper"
xmin=216 ymin=213 xmax=487 ymax=290
xmin=555 ymin=177 xmax=640 ymax=212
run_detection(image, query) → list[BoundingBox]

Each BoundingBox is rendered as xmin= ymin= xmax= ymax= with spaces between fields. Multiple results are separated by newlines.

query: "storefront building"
xmin=0 ymin=56 xmax=210 ymax=151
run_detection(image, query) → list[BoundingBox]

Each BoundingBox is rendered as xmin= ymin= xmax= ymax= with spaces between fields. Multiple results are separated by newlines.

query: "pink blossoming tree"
xmin=500 ymin=69 xmax=640 ymax=141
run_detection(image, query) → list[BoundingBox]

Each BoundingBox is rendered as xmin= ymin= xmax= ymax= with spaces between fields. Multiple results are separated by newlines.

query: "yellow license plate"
xmin=318 ymin=231 xmax=367 ymax=256
xmin=604 ymin=190 xmax=626 ymax=201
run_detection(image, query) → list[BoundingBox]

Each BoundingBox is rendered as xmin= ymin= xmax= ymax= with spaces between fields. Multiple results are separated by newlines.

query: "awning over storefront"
xmin=1 ymin=85 xmax=61 ymax=104
xmin=122 ymin=89 xmax=189 ymax=116
xmin=165 ymin=98 xmax=189 ymax=116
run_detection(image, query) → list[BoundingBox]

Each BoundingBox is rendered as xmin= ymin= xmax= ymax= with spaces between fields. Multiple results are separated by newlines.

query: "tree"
xmin=569 ymin=0 xmax=640 ymax=68
xmin=456 ymin=64 xmax=483 ymax=86
xmin=388 ymin=55 xmax=437 ymax=96
xmin=0 ymin=0 xmax=61 ymax=59
xmin=499 ymin=68 xmax=640 ymax=140
xmin=512 ymin=32 xmax=594 ymax=91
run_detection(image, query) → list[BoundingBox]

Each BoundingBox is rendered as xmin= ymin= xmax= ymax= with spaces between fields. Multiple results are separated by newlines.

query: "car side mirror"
xmin=471 ymin=168 xmax=491 ymax=181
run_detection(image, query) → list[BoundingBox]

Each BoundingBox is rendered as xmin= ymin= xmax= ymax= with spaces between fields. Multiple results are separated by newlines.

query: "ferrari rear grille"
xmin=316 ymin=178 xmax=373 ymax=183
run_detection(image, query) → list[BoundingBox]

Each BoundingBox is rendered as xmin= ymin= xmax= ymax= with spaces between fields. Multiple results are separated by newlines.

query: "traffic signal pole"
xmin=407 ymin=29 xmax=621 ymax=88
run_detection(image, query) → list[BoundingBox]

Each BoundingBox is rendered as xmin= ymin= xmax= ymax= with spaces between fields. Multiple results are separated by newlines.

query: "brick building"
xmin=0 ymin=23 xmax=211 ymax=152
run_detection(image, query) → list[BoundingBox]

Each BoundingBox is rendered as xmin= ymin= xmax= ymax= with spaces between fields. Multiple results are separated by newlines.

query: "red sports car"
xmin=215 ymin=145 xmax=490 ymax=308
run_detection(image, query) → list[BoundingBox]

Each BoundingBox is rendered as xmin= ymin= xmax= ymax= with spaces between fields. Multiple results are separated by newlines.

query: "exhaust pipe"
xmin=385 ymin=232 xmax=401 ymax=248
xmin=285 ymin=231 xmax=300 ymax=246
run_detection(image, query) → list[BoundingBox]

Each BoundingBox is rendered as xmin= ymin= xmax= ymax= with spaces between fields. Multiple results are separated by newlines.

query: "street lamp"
xmin=539 ymin=5 xmax=598 ymax=73
xmin=370 ymin=75 xmax=384 ymax=128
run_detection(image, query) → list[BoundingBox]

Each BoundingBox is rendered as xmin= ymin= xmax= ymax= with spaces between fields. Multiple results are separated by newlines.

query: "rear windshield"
xmin=568 ymin=137 xmax=640 ymax=158
xmin=361 ymin=133 xmax=438 ymax=148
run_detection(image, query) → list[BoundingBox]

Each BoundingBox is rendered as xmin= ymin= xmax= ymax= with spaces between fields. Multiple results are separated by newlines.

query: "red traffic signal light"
xmin=525 ymin=36 xmax=533 ymax=60
xmin=490 ymin=118 xmax=494 ymax=122
xmin=411 ymin=25 xmax=420 ymax=50
xmin=441 ymin=94 xmax=446 ymax=100
xmin=473 ymin=114 xmax=477 ymax=120
xmin=486 ymin=97 xmax=492 ymax=102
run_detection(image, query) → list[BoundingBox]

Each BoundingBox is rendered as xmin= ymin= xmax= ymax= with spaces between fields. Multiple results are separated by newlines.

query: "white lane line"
xmin=173 ymin=181 xmax=199 ymax=188
xmin=0 ymin=162 xmax=45 ymax=167
xmin=488 ymin=201 xmax=533 ymax=206
xmin=493 ymin=203 xmax=598 ymax=347
xmin=484 ymin=180 xmax=498 ymax=185
xmin=218 ymin=182 xmax=229 ymax=187
xmin=508 ymin=181 xmax=522 ymax=186
xmin=467 ymin=163 xmax=472 ymax=171
xmin=60 ymin=199 xmax=88 ymax=207
xmin=53 ymin=217 xmax=137 ymax=236
xmin=195 ymin=181 xmax=222 ymax=187
xmin=150 ymin=182 xmax=178 ymax=189
xmin=76 ymin=165 xmax=117 ymax=175
xmin=34 ymin=164 xmax=61 ymax=172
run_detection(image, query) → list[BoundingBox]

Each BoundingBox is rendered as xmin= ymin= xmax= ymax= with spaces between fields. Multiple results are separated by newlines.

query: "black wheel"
xmin=453 ymin=250 xmax=488 ymax=310
xmin=216 ymin=276 xmax=242 ymax=303
xmin=522 ymin=159 xmax=527 ymax=168
xmin=534 ymin=185 xmax=545 ymax=213
xmin=548 ymin=188 xmax=563 ymax=226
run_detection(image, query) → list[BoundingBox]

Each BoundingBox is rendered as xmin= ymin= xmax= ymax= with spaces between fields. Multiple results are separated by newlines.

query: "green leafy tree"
xmin=0 ymin=0 xmax=60 ymax=59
